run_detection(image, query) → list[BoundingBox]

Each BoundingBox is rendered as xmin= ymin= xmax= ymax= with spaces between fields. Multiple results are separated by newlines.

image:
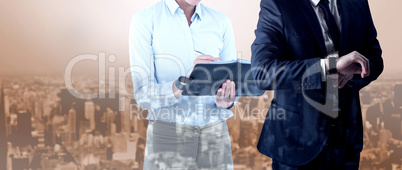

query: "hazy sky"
xmin=0 ymin=0 xmax=400 ymax=78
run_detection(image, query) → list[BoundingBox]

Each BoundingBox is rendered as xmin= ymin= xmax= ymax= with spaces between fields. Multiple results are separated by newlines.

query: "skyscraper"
xmin=16 ymin=111 xmax=33 ymax=146
xmin=85 ymin=100 xmax=95 ymax=130
xmin=394 ymin=84 xmax=402 ymax=108
xmin=120 ymin=96 xmax=131 ymax=133
xmin=0 ymin=83 xmax=7 ymax=170
xmin=67 ymin=103 xmax=77 ymax=144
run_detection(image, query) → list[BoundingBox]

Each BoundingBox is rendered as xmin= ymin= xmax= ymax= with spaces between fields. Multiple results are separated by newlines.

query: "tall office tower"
xmin=115 ymin=111 xmax=122 ymax=133
xmin=68 ymin=103 xmax=77 ymax=143
xmin=16 ymin=111 xmax=33 ymax=146
xmin=105 ymin=108 xmax=116 ymax=135
xmin=85 ymin=100 xmax=95 ymax=130
xmin=382 ymin=99 xmax=402 ymax=140
xmin=4 ymin=95 xmax=9 ymax=117
xmin=4 ymin=95 xmax=10 ymax=136
xmin=127 ymin=98 xmax=140 ymax=133
xmin=393 ymin=84 xmax=402 ymax=140
xmin=44 ymin=124 xmax=54 ymax=147
xmin=120 ymin=96 xmax=131 ymax=133
xmin=0 ymin=84 xmax=7 ymax=170
xmin=34 ymin=98 xmax=44 ymax=120
xmin=366 ymin=103 xmax=381 ymax=132
xmin=394 ymin=84 xmax=402 ymax=108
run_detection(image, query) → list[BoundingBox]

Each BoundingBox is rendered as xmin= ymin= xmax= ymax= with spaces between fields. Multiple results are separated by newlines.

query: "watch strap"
xmin=328 ymin=57 xmax=338 ymax=75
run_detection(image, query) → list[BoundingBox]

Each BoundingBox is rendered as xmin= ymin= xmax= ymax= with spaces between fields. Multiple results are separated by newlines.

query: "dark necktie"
xmin=318 ymin=0 xmax=341 ymax=52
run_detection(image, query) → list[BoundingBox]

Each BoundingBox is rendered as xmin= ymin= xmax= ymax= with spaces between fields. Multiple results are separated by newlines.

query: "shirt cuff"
xmin=320 ymin=59 xmax=327 ymax=82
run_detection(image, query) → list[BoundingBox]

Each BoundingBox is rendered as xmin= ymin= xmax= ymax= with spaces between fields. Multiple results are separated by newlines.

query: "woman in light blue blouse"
xmin=129 ymin=0 xmax=237 ymax=169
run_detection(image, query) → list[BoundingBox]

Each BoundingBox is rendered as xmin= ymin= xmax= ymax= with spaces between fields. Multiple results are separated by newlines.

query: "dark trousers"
xmin=272 ymin=125 xmax=361 ymax=170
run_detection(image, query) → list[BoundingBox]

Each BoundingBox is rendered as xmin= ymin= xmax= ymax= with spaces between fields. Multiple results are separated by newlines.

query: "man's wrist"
xmin=326 ymin=53 xmax=339 ymax=75
xmin=328 ymin=57 xmax=338 ymax=75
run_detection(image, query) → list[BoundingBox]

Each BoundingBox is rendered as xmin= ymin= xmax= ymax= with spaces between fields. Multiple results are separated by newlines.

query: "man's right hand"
xmin=335 ymin=51 xmax=370 ymax=78
xmin=325 ymin=51 xmax=370 ymax=88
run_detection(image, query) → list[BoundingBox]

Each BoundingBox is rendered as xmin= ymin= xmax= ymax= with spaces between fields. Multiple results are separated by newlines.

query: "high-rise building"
xmin=0 ymin=84 xmax=7 ymax=170
xmin=366 ymin=103 xmax=381 ymax=132
xmin=85 ymin=100 xmax=95 ymax=130
xmin=44 ymin=124 xmax=55 ymax=147
xmin=115 ymin=112 xmax=122 ymax=133
xmin=105 ymin=108 xmax=115 ymax=135
xmin=4 ymin=95 xmax=9 ymax=117
xmin=34 ymin=98 xmax=45 ymax=120
xmin=67 ymin=103 xmax=77 ymax=143
xmin=12 ymin=157 xmax=29 ymax=170
xmin=15 ymin=111 xmax=33 ymax=146
xmin=120 ymin=96 xmax=131 ymax=133
xmin=382 ymin=99 xmax=402 ymax=140
xmin=394 ymin=84 xmax=402 ymax=108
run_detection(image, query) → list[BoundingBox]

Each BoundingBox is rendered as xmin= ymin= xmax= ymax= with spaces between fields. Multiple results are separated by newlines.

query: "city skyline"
xmin=0 ymin=76 xmax=401 ymax=169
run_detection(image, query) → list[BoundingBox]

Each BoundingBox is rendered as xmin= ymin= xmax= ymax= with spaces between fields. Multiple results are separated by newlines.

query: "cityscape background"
xmin=0 ymin=75 xmax=401 ymax=169
xmin=1 ymin=0 xmax=402 ymax=169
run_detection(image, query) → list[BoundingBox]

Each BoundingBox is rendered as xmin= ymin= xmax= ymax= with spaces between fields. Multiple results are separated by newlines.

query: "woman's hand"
xmin=193 ymin=55 xmax=220 ymax=66
xmin=173 ymin=55 xmax=221 ymax=99
xmin=173 ymin=80 xmax=183 ymax=99
xmin=215 ymin=80 xmax=236 ymax=109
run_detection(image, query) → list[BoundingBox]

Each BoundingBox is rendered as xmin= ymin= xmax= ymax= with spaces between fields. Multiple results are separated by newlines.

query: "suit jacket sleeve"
xmin=251 ymin=0 xmax=323 ymax=91
xmin=351 ymin=0 xmax=384 ymax=91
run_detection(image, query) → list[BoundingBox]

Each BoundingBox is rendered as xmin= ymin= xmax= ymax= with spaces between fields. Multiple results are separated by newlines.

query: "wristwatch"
xmin=175 ymin=76 xmax=193 ymax=90
xmin=175 ymin=76 xmax=187 ymax=90
xmin=327 ymin=53 xmax=339 ymax=75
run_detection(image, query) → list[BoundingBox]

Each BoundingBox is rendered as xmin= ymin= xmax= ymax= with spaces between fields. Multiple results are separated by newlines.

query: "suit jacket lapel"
xmin=295 ymin=0 xmax=327 ymax=56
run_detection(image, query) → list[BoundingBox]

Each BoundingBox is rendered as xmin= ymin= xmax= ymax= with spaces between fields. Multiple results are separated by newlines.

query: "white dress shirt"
xmin=310 ymin=0 xmax=342 ymax=80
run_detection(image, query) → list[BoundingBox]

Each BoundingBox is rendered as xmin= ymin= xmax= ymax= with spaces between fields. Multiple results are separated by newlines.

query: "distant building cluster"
xmin=1 ymin=76 xmax=146 ymax=170
xmin=360 ymin=81 xmax=402 ymax=169
xmin=0 ymin=76 xmax=401 ymax=170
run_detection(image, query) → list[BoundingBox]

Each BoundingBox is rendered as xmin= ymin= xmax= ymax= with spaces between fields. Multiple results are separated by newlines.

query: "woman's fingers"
xmin=220 ymin=82 xmax=227 ymax=101
xmin=229 ymin=81 xmax=236 ymax=100
xmin=224 ymin=80 xmax=231 ymax=100
xmin=197 ymin=55 xmax=220 ymax=61
xmin=216 ymin=88 xmax=223 ymax=100
xmin=193 ymin=59 xmax=213 ymax=65
xmin=193 ymin=55 xmax=221 ymax=65
xmin=215 ymin=80 xmax=236 ymax=109
xmin=193 ymin=55 xmax=220 ymax=66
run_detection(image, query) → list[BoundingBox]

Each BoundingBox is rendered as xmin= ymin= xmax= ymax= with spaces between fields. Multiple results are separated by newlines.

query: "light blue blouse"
xmin=129 ymin=0 xmax=237 ymax=126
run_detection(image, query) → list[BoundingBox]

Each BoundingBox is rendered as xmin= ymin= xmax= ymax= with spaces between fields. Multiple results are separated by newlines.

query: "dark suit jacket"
xmin=251 ymin=0 xmax=383 ymax=166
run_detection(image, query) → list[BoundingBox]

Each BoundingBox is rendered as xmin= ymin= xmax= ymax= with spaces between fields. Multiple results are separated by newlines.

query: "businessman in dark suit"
xmin=251 ymin=0 xmax=383 ymax=169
